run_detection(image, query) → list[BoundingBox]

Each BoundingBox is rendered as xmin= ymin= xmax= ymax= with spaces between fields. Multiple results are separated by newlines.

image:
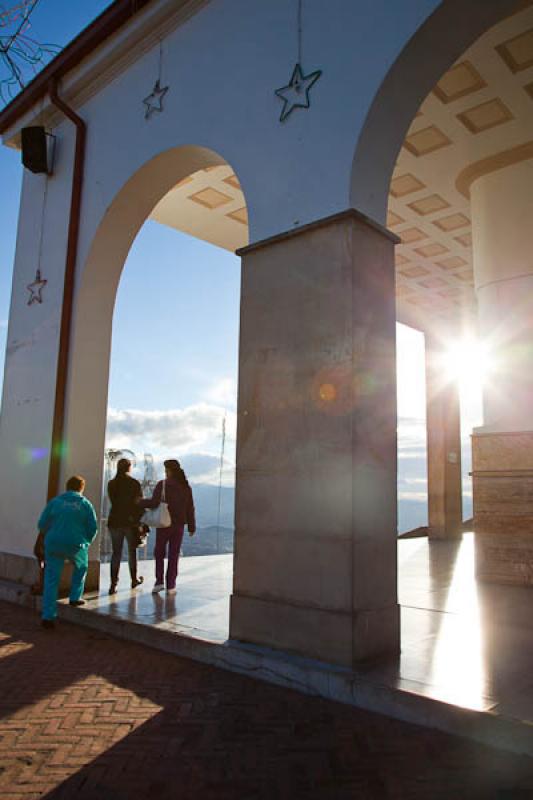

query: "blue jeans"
xmin=42 ymin=547 xmax=88 ymax=621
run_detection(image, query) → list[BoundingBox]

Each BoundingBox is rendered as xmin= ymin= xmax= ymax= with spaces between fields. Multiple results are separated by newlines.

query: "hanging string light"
xmin=275 ymin=0 xmax=322 ymax=122
xmin=0 ymin=0 xmax=60 ymax=106
xmin=26 ymin=168 xmax=48 ymax=305
xmin=143 ymin=38 xmax=169 ymax=119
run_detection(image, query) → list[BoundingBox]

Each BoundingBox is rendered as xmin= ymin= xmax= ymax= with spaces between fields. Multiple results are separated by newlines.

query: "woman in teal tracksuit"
xmin=37 ymin=475 xmax=98 ymax=628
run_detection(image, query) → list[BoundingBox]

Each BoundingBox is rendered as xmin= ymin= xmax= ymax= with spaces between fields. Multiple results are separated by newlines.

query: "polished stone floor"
xmin=80 ymin=533 xmax=533 ymax=723
xmin=94 ymin=550 xmax=231 ymax=643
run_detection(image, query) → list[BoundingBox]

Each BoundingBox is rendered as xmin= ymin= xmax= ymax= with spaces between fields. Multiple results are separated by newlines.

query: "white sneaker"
xmin=166 ymin=587 xmax=177 ymax=595
xmin=152 ymin=583 xmax=164 ymax=594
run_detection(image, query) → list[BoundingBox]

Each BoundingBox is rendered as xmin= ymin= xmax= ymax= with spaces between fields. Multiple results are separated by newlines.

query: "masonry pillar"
xmin=425 ymin=336 xmax=462 ymax=539
xmin=230 ymin=209 xmax=399 ymax=666
xmin=471 ymin=161 xmax=533 ymax=584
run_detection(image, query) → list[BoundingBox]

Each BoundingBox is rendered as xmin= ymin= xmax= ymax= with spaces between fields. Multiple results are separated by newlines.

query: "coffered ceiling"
xmin=150 ymin=164 xmax=248 ymax=252
xmin=150 ymin=4 xmax=533 ymax=332
xmin=391 ymin=4 xmax=533 ymax=331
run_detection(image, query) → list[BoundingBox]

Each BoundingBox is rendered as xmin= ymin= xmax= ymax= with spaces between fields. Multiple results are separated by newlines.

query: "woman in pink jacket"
xmin=140 ymin=459 xmax=196 ymax=595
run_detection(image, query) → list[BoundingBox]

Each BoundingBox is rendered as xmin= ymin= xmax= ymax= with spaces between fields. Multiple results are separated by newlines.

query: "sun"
xmin=440 ymin=336 xmax=492 ymax=390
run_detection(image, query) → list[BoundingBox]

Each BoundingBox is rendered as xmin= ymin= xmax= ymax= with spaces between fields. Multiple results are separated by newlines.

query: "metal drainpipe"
xmin=46 ymin=80 xmax=86 ymax=500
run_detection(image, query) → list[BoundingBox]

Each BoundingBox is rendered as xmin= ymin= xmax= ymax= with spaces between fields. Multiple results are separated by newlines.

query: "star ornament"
xmin=27 ymin=269 xmax=47 ymax=306
xmin=275 ymin=63 xmax=322 ymax=122
xmin=143 ymin=79 xmax=169 ymax=119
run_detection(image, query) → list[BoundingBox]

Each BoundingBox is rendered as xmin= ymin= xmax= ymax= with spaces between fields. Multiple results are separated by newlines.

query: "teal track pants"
xmin=42 ymin=548 xmax=88 ymax=621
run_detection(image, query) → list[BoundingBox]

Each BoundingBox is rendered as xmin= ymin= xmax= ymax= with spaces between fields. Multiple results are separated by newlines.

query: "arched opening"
xmin=352 ymin=0 xmax=533 ymax=704
xmin=350 ymin=0 xmax=526 ymax=223
xmin=62 ymin=145 xmax=249 ymax=636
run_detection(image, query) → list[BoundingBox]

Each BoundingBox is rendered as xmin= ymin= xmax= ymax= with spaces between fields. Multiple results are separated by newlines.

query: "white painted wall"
xmin=0 ymin=137 xmax=74 ymax=556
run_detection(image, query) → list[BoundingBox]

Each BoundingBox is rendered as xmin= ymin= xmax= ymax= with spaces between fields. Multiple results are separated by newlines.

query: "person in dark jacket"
xmin=107 ymin=458 xmax=144 ymax=594
xmin=139 ymin=458 xmax=196 ymax=595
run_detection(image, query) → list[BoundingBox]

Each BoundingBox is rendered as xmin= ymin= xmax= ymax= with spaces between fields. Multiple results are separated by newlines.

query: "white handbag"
xmin=141 ymin=480 xmax=172 ymax=528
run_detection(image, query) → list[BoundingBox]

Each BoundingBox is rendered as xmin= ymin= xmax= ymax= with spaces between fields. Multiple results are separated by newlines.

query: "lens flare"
xmin=17 ymin=446 xmax=48 ymax=465
xmin=319 ymin=383 xmax=336 ymax=402
xmin=440 ymin=337 xmax=492 ymax=388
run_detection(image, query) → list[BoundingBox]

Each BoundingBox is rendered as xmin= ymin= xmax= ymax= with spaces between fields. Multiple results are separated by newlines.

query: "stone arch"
xmin=349 ymin=0 xmax=524 ymax=224
xmin=62 ymin=144 xmax=248 ymax=510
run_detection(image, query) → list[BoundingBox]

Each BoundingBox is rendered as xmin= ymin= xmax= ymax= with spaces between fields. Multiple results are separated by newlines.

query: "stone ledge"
xmin=0 ymin=578 xmax=39 ymax=610
xmin=472 ymin=470 xmax=533 ymax=478
xmin=236 ymin=208 xmax=400 ymax=256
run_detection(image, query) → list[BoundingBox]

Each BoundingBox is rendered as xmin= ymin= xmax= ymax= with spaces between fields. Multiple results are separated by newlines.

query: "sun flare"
xmin=440 ymin=336 xmax=492 ymax=389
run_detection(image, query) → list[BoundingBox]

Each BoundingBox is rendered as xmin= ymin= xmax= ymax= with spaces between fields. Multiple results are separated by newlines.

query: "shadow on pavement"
xmin=1 ymin=602 xmax=533 ymax=800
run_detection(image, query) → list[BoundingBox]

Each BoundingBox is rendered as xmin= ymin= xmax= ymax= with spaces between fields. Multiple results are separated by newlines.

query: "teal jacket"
xmin=38 ymin=491 xmax=98 ymax=553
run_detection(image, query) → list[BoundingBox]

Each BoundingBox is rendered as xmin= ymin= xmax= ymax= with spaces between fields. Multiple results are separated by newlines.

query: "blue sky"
xmin=0 ymin=1 xmax=114 ymax=371
xmin=0 ymin=1 xmax=482 ymax=531
xmin=106 ymin=223 xmax=242 ymax=487
xmin=109 ymin=224 xmax=241 ymax=413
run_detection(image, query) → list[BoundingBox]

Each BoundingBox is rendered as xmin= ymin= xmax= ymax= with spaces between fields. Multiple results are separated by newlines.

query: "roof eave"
xmin=0 ymin=0 xmax=154 ymax=135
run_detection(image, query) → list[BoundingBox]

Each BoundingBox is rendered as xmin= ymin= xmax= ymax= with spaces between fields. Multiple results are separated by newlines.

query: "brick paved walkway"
xmin=1 ymin=602 xmax=533 ymax=799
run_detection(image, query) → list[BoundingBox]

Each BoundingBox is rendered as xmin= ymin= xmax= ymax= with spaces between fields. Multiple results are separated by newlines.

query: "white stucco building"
xmin=1 ymin=0 xmax=533 ymax=666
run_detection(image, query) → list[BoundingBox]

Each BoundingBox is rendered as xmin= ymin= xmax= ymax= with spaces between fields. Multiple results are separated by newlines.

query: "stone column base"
xmin=0 ymin=551 xmax=40 ymax=586
xmin=476 ymin=531 xmax=533 ymax=585
xmin=0 ymin=550 xmax=100 ymax=594
xmin=473 ymin=431 xmax=533 ymax=585
xmin=230 ymin=594 xmax=400 ymax=666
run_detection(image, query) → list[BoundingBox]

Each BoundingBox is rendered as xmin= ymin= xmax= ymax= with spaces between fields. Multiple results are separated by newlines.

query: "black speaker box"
xmin=21 ymin=126 xmax=49 ymax=174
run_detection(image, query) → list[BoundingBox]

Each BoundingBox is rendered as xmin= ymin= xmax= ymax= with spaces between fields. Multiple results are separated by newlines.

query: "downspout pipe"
xmin=47 ymin=80 xmax=86 ymax=500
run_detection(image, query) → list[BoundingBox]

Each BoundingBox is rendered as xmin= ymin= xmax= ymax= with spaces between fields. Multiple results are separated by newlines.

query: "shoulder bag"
xmin=141 ymin=481 xmax=172 ymax=528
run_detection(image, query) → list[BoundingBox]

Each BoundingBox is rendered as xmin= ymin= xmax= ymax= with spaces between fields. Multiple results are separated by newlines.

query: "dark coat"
xmin=141 ymin=476 xmax=196 ymax=532
xmin=107 ymin=474 xmax=143 ymax=529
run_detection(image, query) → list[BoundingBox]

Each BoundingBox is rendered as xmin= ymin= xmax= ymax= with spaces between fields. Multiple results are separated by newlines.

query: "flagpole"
xmin=216 ymin=413 xmax=226 ymax=554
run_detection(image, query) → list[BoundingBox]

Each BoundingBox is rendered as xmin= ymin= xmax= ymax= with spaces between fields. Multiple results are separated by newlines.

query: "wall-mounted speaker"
xmin=21 ymin=126 xmax=55 ymax=175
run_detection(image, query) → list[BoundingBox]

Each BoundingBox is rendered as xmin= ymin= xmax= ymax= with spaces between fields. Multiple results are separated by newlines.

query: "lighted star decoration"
xmin=27 ymin=268 xmax=46 ymax=305
xmin=275 ymin=62 xmax=321 ymax=122
xmin=143 ymin=79 xmax=168 ymax=119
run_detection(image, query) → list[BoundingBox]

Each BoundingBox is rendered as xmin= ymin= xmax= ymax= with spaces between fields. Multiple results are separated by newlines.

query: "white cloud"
xmin=107 ymin=402 xmax=235 ymax=451
xmin=180 ymin=452 xmax=235 ymax=486
xmin=206 ymin=377 xmax=237 ymax=408
xmin=106 ymin=402 xmax=237 ymax=485
xmin=398 ymin=448 xmax=426 ymax=460
xmin=180 ymin=452 xmax=220 ymax=475
xmin=398 ymin=490 xmax=428 ymax=501
xmin=398 ymin=416 xmax=426 ymax=459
